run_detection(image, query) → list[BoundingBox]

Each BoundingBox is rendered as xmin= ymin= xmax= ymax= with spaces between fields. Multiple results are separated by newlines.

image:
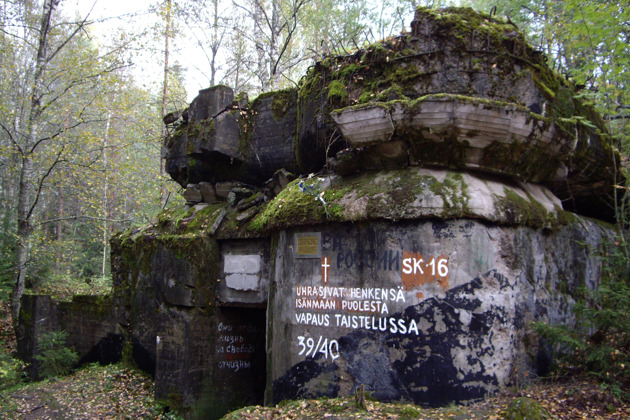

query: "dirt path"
xmin=0 ymin=364 xmax=155 ymax=419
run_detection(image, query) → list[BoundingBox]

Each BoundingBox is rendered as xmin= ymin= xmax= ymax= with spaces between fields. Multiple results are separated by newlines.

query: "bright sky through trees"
xmin=62 ymin=0 xmax=210 ymax=100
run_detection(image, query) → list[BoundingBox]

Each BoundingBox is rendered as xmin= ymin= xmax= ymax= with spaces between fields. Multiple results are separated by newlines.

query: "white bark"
xmin=11 ymin=0 xmax=60 ymax=328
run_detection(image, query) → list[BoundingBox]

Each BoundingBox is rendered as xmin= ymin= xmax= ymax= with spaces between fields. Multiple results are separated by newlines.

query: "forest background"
xmin=0 ymin=0 xmax=627 ymax=384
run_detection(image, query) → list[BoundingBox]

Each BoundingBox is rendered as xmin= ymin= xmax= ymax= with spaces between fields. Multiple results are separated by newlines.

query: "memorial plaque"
xmin=295 ymin=232 xmax=320 ymax=258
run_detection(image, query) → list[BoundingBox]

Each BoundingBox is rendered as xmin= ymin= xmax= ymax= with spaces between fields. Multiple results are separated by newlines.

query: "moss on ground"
xmin=503 ymin=397 xmax=550 ymax=420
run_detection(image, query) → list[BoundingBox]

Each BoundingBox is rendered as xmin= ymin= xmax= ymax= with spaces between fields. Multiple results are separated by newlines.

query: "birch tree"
xmin=0 ymin=0 xmax=128 ymax=326
xmin=232 ymin=0 xmax=308 ymax=91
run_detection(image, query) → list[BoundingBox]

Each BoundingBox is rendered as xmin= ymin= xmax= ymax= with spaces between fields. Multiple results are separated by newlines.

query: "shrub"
xmin=33 ymin=330 xmax=79 ymax=378
xmin=533 ymin=236 xmax=630 ymax=400
xmin=504 ymin=397 xmax=549 ymax=420
xmin=0 ymin=351 xmax=26 ymax=389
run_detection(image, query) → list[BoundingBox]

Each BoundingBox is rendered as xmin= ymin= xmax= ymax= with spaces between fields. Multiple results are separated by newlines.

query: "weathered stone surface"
xmin=58 ymin=295 xmax=122 ymax=366
xmin=252 ymin=168 xmax=565 ymax=232
xmin=163 ymin=110 xmax=182 ymax=126
xmin=333 ymin=141 xmax=410 ymax=174
xmin=17 ymin=295 xmax=59 ymax=379
xmin=331 ymin=106 xmax=395 ymax=146
xmin=243 ymin=90 xmax=300 ymax=181
xmin=199 ymin=182 xmax=218 ymax=204
xmin=111 ymin=234 xmax=221 ymax=378
xmin=164 ymin=88 xmax=302 ymax=187
xmin=215 ymin=181 xmax=240 ymax=199
xmin=110 ymin=233 xmax=267 ymax=417
xmin=154 ymin=306 xmax=266 ymax=418
xmin=162 ymin=4 xmax=623 ymax=220
xmin=189 ymin=85 xmax=234 ymax=123
xmin=228 ymin=187 xmax=254 ymax=207
xmin=267 ymin=217 xmax=612 ymax=405
xmin=332 ymin=96 xmax=572 ymax=183
xmin=306 ymin=7 xmax=620 ymax=219
xmin=236 ymin=192 xmax=264 ymax=211
xmin=17 ymin=294 xmax=122 ymax=379
xmin=192 ymin=110 xmax=241 ymax=159
xmin=265 ymin=169 xmax=296 ymax=197
xmin=184 ymin=184 xmax=203 ymax=204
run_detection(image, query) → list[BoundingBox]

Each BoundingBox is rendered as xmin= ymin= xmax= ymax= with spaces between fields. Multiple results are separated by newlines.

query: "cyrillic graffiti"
xmin=216 ymin=322 xmax=260 ymax=372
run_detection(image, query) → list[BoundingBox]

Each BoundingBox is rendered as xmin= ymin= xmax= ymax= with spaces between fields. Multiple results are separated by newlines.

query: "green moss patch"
xmin=494 ymin=187 xmax=555 ymax=229
xmin=156 ymin=203 xmax=225 ymax=236
xmin=503 ymin=397 xmax=550 ymax=420
xmin=428 ymin=172 xmax=471 ymax=218
xmin=327 ymin=80 xmax=348 ymax=102
xmin=250 ymin=169 xmax=478 ymax=229
xmin=251 ymin=178 xmax=330 ymax=231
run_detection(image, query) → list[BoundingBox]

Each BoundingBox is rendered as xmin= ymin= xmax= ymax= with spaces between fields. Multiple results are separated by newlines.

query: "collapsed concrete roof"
xmin=163 ymin=6 xmax=622 ymax=221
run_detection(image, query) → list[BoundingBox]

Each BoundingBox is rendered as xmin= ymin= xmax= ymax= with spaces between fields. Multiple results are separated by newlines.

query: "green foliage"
xmin=467 ymin=0 xmax=629 ymax=150
xmin=0 ymin=253 xmax=14 ymax=302
xmin=153 ymin=401 xmax=186 ymax=420
xmin=533 ymin=237 xmax=630 ymax=400
xmin=0 ymin=352 xmax=26 ymax=390
xmin=0 ymin=0 xmax=177 ymax=322
xmin=33 ymin=330 xmax=79 ymax=379
xmin=34 ymin=274 xmax=112 ymax=301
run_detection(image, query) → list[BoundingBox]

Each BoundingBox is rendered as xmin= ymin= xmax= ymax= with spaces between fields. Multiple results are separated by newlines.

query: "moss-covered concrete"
xmin=162 ymin=6 xmax=621 ymax=219
xmin=236 ymin=167 xmax=564 ymax=232
xmin=290 ymin=6 xmax=622 ymax=219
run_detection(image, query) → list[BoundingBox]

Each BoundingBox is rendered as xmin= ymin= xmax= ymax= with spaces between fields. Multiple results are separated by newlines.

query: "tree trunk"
xmin=11 ymin=0 xmax=59 ymax=329
xmin=269 ymin=0 xmax=280 ymax=89
xmin=210 ymin=0 xmax=219 ymax=86
xmin=101 ymin=110 xmax=112 ymax=277
xmin=56 ymin=186 xmax=63 ymax=273
xmin=253 ymin=0 xmax=269 ymax=91
xmin=160 ymin=0 xmax=172 ymax=207
xmin=12 ymin=154 xmax=34 ymax=327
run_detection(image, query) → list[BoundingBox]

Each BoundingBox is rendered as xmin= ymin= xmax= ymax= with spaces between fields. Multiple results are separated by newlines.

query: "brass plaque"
xmin=296 ymin=232 xmax=321 ymax=258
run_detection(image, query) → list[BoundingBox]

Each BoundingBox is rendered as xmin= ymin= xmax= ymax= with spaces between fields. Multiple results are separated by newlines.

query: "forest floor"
xmin=0 ymin=368 xmax=628 ymax=419
xmin=0 ymin=304 xmax=628 ymax=419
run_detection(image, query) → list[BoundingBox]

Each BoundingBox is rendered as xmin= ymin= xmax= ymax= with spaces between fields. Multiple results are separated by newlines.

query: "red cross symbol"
xmin=321 ymin=256 xmax=330 ymax=284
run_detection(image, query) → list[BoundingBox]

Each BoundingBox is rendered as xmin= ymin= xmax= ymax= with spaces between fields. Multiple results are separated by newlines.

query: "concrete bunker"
xmin=17 ymin=6 xmax=624 ymax=419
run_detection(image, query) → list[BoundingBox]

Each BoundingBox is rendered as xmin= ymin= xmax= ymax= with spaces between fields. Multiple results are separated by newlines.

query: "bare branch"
xmin=36 ymin=215 xmax=133 ymax=227
xmin=0 ymin=121 xmax=24 ymax=157
xmin=25 ymin=143 xmax=66 ymax=223
xmin=46 ymin=2 xmax=95 ymax=64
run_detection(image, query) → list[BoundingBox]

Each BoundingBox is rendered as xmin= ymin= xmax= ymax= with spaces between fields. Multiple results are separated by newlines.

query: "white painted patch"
xmin=226 ymin=273 xmax=260 ymax=291
xmin=224 ymin=254 xmax=261 ymax=274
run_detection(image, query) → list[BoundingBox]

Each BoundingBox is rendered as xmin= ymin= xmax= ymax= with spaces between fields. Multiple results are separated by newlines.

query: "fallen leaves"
xmin=223 ymin=377 xmax=629 ymax=420
xmin=0 ymin=359 xmax=628 ymax=420
xmin=0 ymin=363 xmax=155 ymax=419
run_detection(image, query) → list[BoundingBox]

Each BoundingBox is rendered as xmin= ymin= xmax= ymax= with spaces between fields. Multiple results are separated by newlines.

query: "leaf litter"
xmin=0 ymin=367 xmax=628 ymax=419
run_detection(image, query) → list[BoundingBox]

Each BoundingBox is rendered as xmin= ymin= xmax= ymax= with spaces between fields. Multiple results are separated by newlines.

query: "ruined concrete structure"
xmin=18 ymin=7 xmax=623 ymax=419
